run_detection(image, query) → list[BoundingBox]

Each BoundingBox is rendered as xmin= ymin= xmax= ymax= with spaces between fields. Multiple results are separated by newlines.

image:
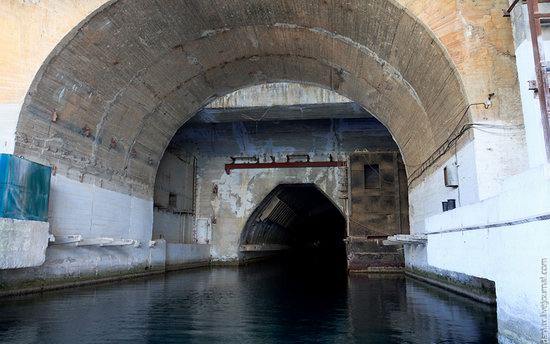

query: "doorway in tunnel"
xmin=239 ymin=184 xmax=347 ymax=271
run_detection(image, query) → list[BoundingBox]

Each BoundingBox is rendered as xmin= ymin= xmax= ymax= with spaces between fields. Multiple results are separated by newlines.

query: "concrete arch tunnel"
xmin=13 ymin=0 xmax=470 ymax=199
xmin=239 ymin=184 xmax=347 ymax=267
xmin=7 ymin=0 xmax=473 ymax=283
xmin=6 ymin=2 xmax=550 ymax=342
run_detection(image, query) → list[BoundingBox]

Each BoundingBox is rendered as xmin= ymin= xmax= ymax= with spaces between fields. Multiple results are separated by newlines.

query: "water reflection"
xmin=0 ymin=263 xmax=497 ymax=344
xmin=348 ymin=274 xmax=498 ymax=343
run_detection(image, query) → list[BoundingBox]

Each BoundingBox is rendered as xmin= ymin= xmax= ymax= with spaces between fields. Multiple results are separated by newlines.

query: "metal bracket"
xmin=503 ymin=0 xmax=521 ymax=17
xmin=528 ymin=79 xmax=539 ymax=92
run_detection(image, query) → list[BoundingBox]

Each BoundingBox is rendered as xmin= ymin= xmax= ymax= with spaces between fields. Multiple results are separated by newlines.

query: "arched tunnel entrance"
xmin=0 ymin=0 xmax=515 ymax=341
xmin=239 ymin=184 xmax=347 ymax=270
xmin=153 ymin=83 xmax=410 ymax=272
xmin=9 ymin=0 xmax=469 ymax=278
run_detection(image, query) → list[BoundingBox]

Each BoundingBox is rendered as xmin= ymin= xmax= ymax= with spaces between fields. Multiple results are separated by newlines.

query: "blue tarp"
xmin=0 ymin=154 xmax=51 ymax=222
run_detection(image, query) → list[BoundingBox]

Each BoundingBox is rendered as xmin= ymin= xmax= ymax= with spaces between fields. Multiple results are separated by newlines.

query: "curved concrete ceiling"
xmin=14 ymin=0 xmax=469 ymax=197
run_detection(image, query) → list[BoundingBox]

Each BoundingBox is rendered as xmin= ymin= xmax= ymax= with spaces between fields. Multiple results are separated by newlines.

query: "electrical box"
xmin=444 ymin=163 xmax=459 ymax=188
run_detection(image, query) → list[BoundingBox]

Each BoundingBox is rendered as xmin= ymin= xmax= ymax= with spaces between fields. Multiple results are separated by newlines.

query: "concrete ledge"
xmin=349 ymin=267 xmax=404 ymax=273
xmin=165 ymin=261 xmax=210 ymax=272
xmin=0 ymin=268 xmax=166 ymax=298
xmin=0 ymin=261 xmax=215 ymax=298
xmin=210 ymin=260 xmax=241 ymax=267
xmin=405 ymin=268 xmax=496 ymax=305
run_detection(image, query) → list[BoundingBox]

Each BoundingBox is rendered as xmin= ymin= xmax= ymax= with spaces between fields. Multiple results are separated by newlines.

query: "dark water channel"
xmin=0 ymin=258 xmax=498 ymax=344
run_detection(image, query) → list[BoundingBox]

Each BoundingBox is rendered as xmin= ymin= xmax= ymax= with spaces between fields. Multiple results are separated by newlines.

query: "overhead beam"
xmin=225 ymin=160 xmax=347 ymax=175
xmin=190 ymin=102 xmax=370 ymax=124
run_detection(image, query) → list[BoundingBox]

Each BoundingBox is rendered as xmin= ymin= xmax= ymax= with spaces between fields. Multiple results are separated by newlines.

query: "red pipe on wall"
xmin=225 ymin=160 xmax=347 ymax=174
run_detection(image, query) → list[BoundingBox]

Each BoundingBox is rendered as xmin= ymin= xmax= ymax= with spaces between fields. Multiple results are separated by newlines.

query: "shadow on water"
xmin=0 ymin=257 xmax=498 ymax=344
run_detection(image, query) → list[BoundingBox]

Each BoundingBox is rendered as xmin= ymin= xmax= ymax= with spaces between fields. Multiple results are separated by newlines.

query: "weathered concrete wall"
xmin=1 ymin=2 xmax=544 ymax=342
xmin=208 ymin=83 xmax=351 ymax=108
xmin=0 ymin=1 xmax=105 ymax=154
xmin=8 ymin=0 xmax=483 ymax=197
xmin=0 ymin=243 xmax=157 ymax=291
xmin=0 ymin=218 xmax=49 ymax=269
xmin=0 ymin=0 xmax=526 ymax=207
xmin=404 ymin=2 xmax=549 ymax=325
xmin=1 ymin=2 xmax=526 ymax=254
xmin=0 ymin=1 xmax=106 ymax=103
xmin=0 ymin=0 xmax=527 ymax=274
xmin=194 ymin=101 xmax=370 ymax=124
xmin=0 ymin=0 xmax=519 ymax=109
xmin=349 ymin=152 xmax=409 ymax=237
xmin=207 ymin=168 xmax=344 ymax=262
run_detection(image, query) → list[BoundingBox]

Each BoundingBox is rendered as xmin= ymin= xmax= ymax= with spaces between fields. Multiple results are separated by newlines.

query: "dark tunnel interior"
xmin=240 ymin=184 xmax=347 ymax=272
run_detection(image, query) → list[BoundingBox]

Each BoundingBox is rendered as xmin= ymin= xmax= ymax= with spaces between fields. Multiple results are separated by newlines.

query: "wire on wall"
xmin=407 ymin=100 xmax=523 ymax=186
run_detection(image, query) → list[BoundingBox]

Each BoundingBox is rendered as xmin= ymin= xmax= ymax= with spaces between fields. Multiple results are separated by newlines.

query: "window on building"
xmin=364 ymin=164 xmax=381 ymax=189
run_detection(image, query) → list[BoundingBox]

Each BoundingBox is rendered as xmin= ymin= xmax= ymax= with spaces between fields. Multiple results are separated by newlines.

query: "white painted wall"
xmin=472 ymin=122 xmax=528 ymax=201
xmin=48 ymin=174 xmax=153 ymax=242
xmin=1 ymin=174 xmax=157 ymax=280
xmin=408 ymin=142 xmax=480 ymax=233
xmin=408 ymin=126 xmax=528 ymax=233
xmin=420 ymin=164 xmax=550 ymax=343
xmin=403 ymin=8 xmax=550 ymax=343
xmin=0 ymin=103 xmax=21 ymax=154
xmin=0 ymin=173 xmax=208 ymax=285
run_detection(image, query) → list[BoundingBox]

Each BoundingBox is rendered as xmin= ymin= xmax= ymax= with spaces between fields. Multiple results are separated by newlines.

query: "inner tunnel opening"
xmin=153 ymin=82 xmax=409 ymax=275
xmin=239 ymin=184 xmax=347 ymax=271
